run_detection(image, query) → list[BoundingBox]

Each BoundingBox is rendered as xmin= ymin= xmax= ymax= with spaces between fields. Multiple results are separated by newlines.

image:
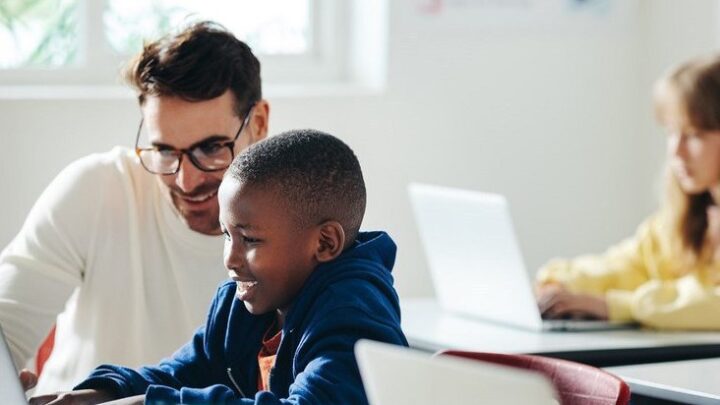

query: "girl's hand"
xmin=537 ymin=283 xmax=609 ymax=320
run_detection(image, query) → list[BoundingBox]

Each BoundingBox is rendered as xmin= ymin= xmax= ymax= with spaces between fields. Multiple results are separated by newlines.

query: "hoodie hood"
xmin=284 ymin=231 xmax=398 ymax=330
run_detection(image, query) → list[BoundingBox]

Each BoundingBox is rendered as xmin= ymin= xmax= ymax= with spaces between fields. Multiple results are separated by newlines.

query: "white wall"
xmin=1 ymin=0 xmax=718 ymax=298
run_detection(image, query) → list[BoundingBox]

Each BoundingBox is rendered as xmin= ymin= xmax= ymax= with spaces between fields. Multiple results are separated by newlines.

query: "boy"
xmin=32 ymin=129 xmax=408 ymax=404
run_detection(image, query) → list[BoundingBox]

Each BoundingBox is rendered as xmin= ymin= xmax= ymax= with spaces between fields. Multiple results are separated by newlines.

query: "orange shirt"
xmin=257 ymin=324 xmax=282 ymax=391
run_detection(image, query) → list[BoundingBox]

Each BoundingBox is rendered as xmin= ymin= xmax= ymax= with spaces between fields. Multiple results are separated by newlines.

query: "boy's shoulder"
xmin=218 ymin=279 xmax=237 ymax=291
xmin=209 ymin=280 xmax=251 ymax=320
xmin=286 ymin=270 xmax=402 ymax=346
xmin=319 ymin=231 xmax=393 ymax=274
xmin=292 ymin=233 xmax=401 ymax=325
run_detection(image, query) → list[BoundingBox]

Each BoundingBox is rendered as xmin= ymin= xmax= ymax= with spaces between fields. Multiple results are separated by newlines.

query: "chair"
xmin=35 ymin=324 xmax=56 ymax=377
xmin=437 ymin=350 xmax=630 ymax=405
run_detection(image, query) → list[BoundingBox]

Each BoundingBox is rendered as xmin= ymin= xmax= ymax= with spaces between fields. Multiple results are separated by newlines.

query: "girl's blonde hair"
xmin=654 ymin=55 xmax=720 ymax=264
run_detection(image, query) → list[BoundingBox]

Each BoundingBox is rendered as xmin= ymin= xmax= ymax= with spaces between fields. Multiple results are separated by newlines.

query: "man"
xmin=0 ymin=21 xmax=270 ymax=394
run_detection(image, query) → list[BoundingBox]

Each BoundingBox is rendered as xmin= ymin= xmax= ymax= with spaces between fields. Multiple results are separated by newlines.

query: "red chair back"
xmin=438 ymin=350 xmax=630 ymax=405
xmin=35 ymin=324 xmax=56 ymax=377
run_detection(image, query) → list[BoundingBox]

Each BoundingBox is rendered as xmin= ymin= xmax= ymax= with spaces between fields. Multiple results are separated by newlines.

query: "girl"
xmin=537 ymin=55 xmax=720 ymax=330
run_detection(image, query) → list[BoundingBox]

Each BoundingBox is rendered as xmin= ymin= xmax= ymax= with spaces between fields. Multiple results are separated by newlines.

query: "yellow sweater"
xmin=537 ymin=212 xmax=720 ymax=330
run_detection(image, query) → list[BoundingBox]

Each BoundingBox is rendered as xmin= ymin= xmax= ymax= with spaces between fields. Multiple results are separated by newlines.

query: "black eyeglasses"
xmin=135 ymin=105 xmax=255 ymax=175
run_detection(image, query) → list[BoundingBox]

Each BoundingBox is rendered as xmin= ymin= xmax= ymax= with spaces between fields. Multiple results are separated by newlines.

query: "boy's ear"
xmin=315 ymin=221 xmax=346 ymax=263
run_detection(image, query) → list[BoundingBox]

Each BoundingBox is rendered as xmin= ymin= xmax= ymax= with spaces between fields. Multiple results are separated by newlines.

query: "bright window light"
xmin=0 ymin=0 xmax=387 ymax=96
xmin=105 ymin=0 xmax=310 ymax=56
xmin=0 ymin=0 xmax=79 ymax=69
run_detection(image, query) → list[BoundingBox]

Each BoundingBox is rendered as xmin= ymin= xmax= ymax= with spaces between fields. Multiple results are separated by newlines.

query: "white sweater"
xmin=0 ymin=147 xmax=226 ymax=394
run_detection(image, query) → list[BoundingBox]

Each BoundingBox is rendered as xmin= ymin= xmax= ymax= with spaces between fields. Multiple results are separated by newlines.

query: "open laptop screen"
xmin=355 ymin=339 xmax=557 ymax=405
xmin=408 ymin=183 xmax=636 ymax=332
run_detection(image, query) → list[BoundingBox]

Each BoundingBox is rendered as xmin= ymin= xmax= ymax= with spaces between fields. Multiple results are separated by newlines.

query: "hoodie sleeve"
xmin=140 ymin=306 xmax=405 ymax=405
xmin=276 ymin=306 xmax=405 ymax=405
xmin=73 ymin=286 xmax=226 ymax=398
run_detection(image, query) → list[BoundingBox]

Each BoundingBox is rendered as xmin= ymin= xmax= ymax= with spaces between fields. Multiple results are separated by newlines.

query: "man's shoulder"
xmin=27 ymin=146 xmax=155 ymax=229
xmin=53 ymin=147 xmax=149 ymax=198
xmin=65 ymin=147 xmax=138 ymax=178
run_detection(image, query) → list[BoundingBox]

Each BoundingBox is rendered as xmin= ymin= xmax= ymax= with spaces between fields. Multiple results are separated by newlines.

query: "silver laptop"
xmin=355 ymin=339 xmax=558 ymax=405
xmin=408 ymin=183 xmax=636 ymax=332
xmin=0 ymin=325 xmax=30 ymax=404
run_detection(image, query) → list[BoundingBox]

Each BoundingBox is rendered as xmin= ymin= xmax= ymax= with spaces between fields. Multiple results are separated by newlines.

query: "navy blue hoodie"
xmin=75 ymin=231 xmax=408 ymax=404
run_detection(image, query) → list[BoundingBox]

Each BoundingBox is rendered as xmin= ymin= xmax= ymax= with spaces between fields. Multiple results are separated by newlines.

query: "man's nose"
xmin=175 ymin=155 xmax=205 ymax=192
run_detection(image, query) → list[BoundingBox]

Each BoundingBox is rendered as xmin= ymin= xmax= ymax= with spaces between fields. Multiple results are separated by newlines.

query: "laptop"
xmin=355 ymin=339 xmax=558 ymax=405
xmin=0 ymin=325 xmax=30 ymax=404
xmin=408 ymin=183 xmax=636 ymax=332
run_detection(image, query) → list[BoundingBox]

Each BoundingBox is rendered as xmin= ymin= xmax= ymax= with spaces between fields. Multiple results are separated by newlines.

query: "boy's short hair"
xmin=124 ymin=20 xmax=261 ymax=116
xmin=227 ymin=129 xmax=366 ymax=244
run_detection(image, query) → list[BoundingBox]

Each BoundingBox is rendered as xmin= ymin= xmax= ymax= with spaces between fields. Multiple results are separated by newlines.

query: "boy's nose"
xmin=224 ymin=245 xmax=246 ymax=272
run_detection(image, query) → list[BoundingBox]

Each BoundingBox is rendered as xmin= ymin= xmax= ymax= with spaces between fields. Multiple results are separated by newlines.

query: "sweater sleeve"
xmin=537 ymin=215 xmax=720 ymax=328
xmin=629 ymin=272 xmax=720 ymax=330
xmin=0 ymin=157 xmax=105 ymax=367
xmin=537 ymin=216 xmax=659 ymax=322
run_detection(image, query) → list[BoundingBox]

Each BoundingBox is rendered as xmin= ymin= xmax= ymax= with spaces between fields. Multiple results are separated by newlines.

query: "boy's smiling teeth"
xmin=229 ymin=271 xmax=258 ymax=294
xmin=235 ymin=279 xmax=258 ymax=300
xmin=237 ymin=280 xmax=258 ymax=290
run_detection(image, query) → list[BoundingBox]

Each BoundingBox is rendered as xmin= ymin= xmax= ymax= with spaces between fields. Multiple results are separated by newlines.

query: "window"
xmin=103 ymin=0 xmax=310 ymax=57
xmin=0 ymin=0 xmax=79 ymax=69
xmin=0 ymin=0 xmax=387 ymax=96
xmin=0 ymin=0 xmax=388 ymax=98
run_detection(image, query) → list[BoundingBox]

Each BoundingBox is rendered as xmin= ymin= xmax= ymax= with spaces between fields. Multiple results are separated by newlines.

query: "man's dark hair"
xmin=227 ymin=129 xmax=366 ymax=245
xmin=124 ymin=20 xmax=261 ymax=116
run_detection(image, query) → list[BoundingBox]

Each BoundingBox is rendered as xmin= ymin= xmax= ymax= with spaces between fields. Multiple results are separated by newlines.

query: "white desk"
xmin=606 ymin=358 xmax=720 ymax=404
xmin=402 ymin=298 xmax=720 ymax=366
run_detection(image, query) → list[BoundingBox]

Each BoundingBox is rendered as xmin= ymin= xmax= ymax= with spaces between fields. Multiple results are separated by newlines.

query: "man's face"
xmin=140 ymin=91 xmax=263 ymax=235
xmin=219 ymin=178 xmax=319 ymax=317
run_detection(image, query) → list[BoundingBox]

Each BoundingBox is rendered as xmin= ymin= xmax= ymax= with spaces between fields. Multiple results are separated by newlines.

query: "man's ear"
xmin=315 ymin=221 xmax=346 ymax=263
xmin=248 ymin=99 xmax=270 ymax=144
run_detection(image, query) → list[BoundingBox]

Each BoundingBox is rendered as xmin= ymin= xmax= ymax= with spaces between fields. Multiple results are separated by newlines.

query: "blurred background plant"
xmin=104 ymin=0 xmax=309 ymax=56
xmin=0 ymin=0 xmax=309 ymax=70
xmin=0 ymin=0 xmax=78 ymax=68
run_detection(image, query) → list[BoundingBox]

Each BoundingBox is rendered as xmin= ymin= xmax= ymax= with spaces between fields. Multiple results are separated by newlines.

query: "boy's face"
xmin=218 ymin=178 xmax=319 ymax=317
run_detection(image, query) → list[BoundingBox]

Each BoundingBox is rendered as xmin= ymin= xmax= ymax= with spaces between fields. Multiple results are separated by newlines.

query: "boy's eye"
xmin=242 ymin=235 xmax=260 ymax=244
